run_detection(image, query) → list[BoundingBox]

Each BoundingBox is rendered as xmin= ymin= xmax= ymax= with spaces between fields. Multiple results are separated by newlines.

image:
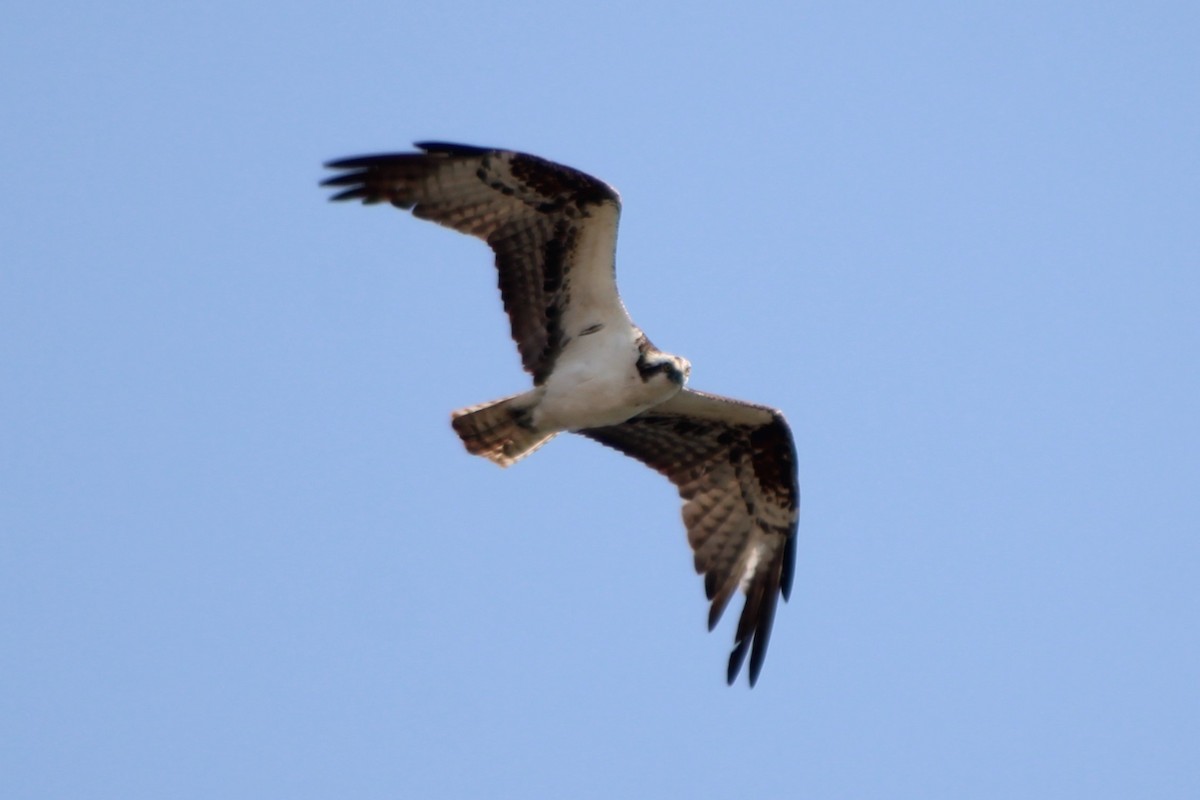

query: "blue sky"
xmin=3 ymin=1 xmax=1198 ymax=797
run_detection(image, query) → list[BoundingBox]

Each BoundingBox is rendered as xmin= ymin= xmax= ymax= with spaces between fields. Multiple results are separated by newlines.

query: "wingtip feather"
xmin=727 ymin=638 xmax=751 ymax=685
xmin=414 ymin=141 xmax=494 ymax=156
xmin=780 ymin=532 xmax=798 ymax=602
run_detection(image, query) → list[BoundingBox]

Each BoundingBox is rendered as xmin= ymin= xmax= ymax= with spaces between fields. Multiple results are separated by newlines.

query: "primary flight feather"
xmin=322 ymin=142 xmax=799 ymax=685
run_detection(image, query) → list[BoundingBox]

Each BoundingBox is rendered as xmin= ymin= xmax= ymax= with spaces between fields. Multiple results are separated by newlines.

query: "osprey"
xmin=322 ymin=143 xmax=799 ymax=685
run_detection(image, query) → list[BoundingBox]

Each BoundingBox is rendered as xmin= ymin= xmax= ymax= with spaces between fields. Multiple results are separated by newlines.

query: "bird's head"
xmin=667 ymin=355 xmax=692 ymax=386
xmin=642 ymin=353 xmax=691 ymax=386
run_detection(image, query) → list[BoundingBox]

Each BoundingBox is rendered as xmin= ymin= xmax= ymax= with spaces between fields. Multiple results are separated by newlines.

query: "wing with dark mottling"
xmin=322 ymin=142 xmax=624 ymax=384
xmin=579 ymin=388 xmax=799 ymax=686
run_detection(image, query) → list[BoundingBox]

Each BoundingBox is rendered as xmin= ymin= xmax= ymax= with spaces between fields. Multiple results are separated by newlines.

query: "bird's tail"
xmin=450 ymin=393 xmax=556 ymax=468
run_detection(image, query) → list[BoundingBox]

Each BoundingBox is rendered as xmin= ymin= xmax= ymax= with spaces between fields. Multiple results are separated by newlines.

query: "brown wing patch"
xmin=322 ymin=143 xmax=620 ymax=382
xmin=579 ymin=391 xmax=799 ymax=686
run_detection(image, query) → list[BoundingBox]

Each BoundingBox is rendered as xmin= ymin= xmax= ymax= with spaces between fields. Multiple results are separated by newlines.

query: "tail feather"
xmin=450 ymin=394 xmax=555 ymax=467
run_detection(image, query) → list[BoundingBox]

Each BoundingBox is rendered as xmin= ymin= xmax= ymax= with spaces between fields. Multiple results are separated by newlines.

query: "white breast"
xmin=527 ymin=201 xmax=682 ymax=431
xmin=533 ymin=326 xmax=677 ymax=431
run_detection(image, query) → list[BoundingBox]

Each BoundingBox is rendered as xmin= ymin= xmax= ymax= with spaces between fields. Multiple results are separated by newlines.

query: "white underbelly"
xmin=532 ymin=331 xmax=677 ymax=431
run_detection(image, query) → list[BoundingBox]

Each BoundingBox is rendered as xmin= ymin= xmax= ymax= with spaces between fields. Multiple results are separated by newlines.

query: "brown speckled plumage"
xmin=323 ymin=143 xmax=799 ymax=686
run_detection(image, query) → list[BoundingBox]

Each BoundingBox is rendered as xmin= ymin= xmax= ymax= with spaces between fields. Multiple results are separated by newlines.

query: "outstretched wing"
xmin=323 ymin=142 xmax=625 ymax=384
xmin=580 ymin=389 xmax=799 ymax=686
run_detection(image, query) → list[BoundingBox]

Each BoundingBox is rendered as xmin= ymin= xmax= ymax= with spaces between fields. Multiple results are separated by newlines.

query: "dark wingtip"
xmin=747 ymin=615 xmax=774 ymax=688
xmin=326 ymin=187 xmax=367 ymax=202
xmin=320 ymin=158 xmax=388 ymax=202
xmin=780 ymin=531 xmax=798 ymax=602
xmin=323 ymin=155 xmax=382 ymax=170
xmin=727 ymin=637 xmax=751 ymax=686
xmin=707 ymin=584 xmax=735 ymax=632
xmin=320 ymin=170 xmax=369 ymax=187
xmin=320 ymin=158 xmax=416 ymax=205
xmin=414 ymin=141 xmax=495 ymax=156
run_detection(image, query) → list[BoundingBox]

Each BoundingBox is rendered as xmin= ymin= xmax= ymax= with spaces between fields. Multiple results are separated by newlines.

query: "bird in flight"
xmin=322 ymin=142 xmax=799 ymax=685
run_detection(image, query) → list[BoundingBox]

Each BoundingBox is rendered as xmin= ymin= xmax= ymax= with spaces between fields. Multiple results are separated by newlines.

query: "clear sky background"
xmin=3 ymin=2 xmax=1198 ymax=797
